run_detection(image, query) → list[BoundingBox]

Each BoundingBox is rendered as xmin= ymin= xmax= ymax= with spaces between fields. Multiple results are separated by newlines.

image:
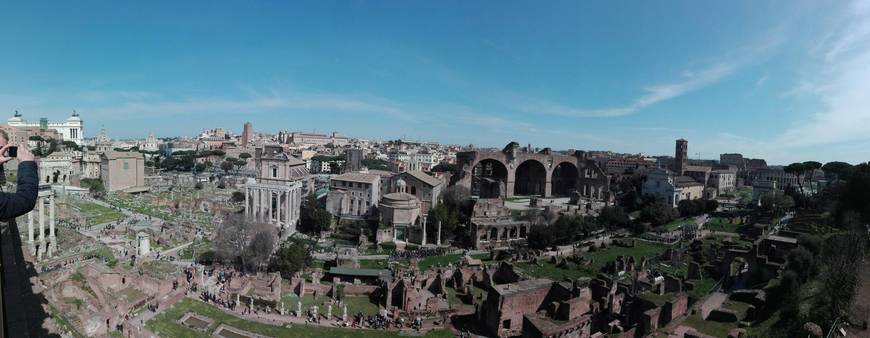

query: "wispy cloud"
xmin=82 ymin=88 xmax=421 ymax=123
xmin=777 ymin=0 xmax=870 ymax=148
xmin=515 ymin=63 xmax=736 ymax=118
xmin=78 ymin=90 xmax=160 ymax=102
xmin=514 ymin=31 xmax=785 ymax=118
xmin=756 ymin=74 xmax=769 ymax=87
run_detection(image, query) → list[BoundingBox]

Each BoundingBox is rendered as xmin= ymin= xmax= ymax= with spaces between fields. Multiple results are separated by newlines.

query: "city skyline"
xmin=2 ymin=1 xmax=870 ymax=164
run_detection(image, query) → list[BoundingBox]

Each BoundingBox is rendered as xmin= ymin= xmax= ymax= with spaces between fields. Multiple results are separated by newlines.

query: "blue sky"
xmin=2 ymin=1 xmax=870 ymax=165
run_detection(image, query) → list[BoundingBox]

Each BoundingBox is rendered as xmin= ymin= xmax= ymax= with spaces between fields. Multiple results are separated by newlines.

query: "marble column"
xmin=245 ymin=187 xmax=250 ymax=218
xmin=437 ymin=221 xmax=442 ymax=246
xmin=268 ymin=191 xmax=274 ymax=224
xmin=421 ymin=218 xmax=427 ymax=246
xmin=27 ymin=210 xmax=34 ymax=244
xmin=289 ymin=190 xmax=295 ymax=227
xmin=259 ymin=189 xmax=266 ymax=222
xmin=275 ymin=192 xmax=281 ymax=228
xmin=38 ymin=198 xmax=45 ymax=243
xmin=49 ymin=195 xmax=56 ymax=239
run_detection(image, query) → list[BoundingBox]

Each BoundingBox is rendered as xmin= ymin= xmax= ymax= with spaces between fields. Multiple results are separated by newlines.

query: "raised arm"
xmin=0 ymin=145 xmax=38 ymax=220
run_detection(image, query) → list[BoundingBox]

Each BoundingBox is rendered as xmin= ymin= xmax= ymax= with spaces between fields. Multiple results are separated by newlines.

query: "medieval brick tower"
xmin=674 ymin=138 xmax=688 ymax=175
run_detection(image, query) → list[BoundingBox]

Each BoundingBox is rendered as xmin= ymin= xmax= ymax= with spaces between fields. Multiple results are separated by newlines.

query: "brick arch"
xmin=513 ymin=159 xmax=548 ymax=196
xmin=550 ymin=161 xmax=579 ymax=196
xmin=471 ymin=158 xmax=509 ymax=198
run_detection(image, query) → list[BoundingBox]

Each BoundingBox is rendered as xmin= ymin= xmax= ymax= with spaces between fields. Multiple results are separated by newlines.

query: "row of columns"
xmin=27 ymin=193 xmax=56 ymax=260
xmin=481 ymin=225 xmax=528 ymax=242
xmin=244 ymin=183 xmax=301 ymax=233
xmin=391 ymin=220 xmax=443 ymax=247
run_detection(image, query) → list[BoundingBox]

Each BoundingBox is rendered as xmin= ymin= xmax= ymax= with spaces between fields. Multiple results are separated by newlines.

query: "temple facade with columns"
xmin=244 ymin=145 xmax=309 ymax=236
xmin=25 ymin=185 xmax=57 ymax=261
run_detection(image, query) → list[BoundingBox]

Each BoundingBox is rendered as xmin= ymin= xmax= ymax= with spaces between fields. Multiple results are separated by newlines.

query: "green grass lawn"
xmin=417 ymin=254 xmax=462 ymax=271
xmin=584 ymin=240 xmax=670 ymax=271
xmin=358 ymin=259 xmax=389 ymax=269
xmin=514 ymin=261 xmax=597 ymax=281
xmin=682 ymin=313 xmax=735 ymax=338
xmin=514 ymin=240 xmax=670 ymax=282
xmin=686 ymin=276 xmax=720 ymax=304
xmin=342 ymin=296 xmax=380 ymax=316
xmin=146 ymin=298 xmax=452 ymax=338
xmin=662 ymin=218 xmax=691 ymax=232
xmin=75 ymin=201 xmax=125 ymax=224
xmin=445 ymin=285 xmax=487 ymax=306
xmin=705 ymin=217 xmax=744 ymax=233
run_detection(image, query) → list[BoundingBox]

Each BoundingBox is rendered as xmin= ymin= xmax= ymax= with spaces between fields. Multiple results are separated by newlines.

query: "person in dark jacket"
xmin=0 ymin=130 xmax=38 ymax=220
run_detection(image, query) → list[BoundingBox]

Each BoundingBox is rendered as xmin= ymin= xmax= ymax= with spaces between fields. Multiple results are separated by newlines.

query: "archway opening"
xmin=472 ymin=159 xmax=508 ymax=198
xmin=514 ymin=160 xmax=547 ymax=196
xmin=551 ymin=162 xmax=579 ymax=196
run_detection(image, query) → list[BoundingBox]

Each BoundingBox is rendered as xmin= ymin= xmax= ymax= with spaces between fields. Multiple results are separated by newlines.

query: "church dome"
xmin=381 ymin=192 xmax=420 ymax=209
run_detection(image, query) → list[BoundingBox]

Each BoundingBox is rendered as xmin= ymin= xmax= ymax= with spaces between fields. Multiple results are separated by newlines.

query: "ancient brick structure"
xmin=455 ymin=142 xmax=610 ymax=199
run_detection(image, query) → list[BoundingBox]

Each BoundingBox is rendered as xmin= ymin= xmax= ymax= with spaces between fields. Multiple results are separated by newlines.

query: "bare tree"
xmin=213 ymin=213 xmax=276 ymax=271
xmin=245 ymin=231 xmax=276 ymax=271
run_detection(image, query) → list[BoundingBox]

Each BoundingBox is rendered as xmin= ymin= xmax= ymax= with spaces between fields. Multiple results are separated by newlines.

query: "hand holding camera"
xmin=0 ymin=144 xmax=35 ymax=164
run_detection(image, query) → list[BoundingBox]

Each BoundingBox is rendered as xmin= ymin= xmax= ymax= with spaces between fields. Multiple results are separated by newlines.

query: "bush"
xmin=640 ymin=201 xmax=679 ymax=226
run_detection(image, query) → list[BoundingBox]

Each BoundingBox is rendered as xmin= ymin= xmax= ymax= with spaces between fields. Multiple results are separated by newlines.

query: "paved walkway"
xmin=700 ymin=292 xmax=728 ymax=319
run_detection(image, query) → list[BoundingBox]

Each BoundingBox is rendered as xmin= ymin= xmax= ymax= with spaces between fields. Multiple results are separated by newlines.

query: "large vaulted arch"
xmin=551 ymin=162 xmax=579 ymax=196
xmin=514 ymin=160 xmax=547 ymax=196
xmin=472 ymin=159 xmax=508 ymax=198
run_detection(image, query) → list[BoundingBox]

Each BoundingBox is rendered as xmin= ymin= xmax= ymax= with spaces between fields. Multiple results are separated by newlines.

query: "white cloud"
xmin=513 ymin=29 xmax=786 ymax=118
xmin=777 ymin=0 xmax=870 ymax=148
xmin=82 ymin=89 xmax=421 ymax=123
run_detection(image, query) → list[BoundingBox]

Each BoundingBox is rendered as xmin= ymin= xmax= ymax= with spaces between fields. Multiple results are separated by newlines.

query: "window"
xmin=411 ymin=186 xmax=417 ymax=195
xmin=123 ymin=161 xmax=129 ymax=170
xmin=502 ymin=320 xmax=511 ymax=330
xmin=272 ymin=167 xmax=278 ymax=177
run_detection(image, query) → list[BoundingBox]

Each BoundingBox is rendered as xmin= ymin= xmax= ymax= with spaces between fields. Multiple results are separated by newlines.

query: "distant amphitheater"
xmin=454 ymin=142 xmax=610 ymax=200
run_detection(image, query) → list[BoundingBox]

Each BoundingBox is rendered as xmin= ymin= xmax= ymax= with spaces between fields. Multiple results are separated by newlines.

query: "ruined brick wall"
xmin=342 ymin=284 xmax=378 ymax=296
xmin=488 ymin=286 xmax=552 ymax=336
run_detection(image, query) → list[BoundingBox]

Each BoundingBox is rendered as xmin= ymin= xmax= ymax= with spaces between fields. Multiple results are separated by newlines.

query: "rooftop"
xmin=492 ymin=278 xmax=553 ymax=296
xmin=328 ymin=267 xmax=392 ymax=279
xmin=333 ymin=172 xmax=380 ymax=184
xmin=401 ymin=170 xmax=442 ymax=187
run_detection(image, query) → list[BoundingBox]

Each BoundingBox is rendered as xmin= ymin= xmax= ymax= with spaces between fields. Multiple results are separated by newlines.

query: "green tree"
xmin=597 ymin=205 xmax=630 ymax=230
xmin=431 ymin=163 xmax=457 ymax=173
xmin=220 ymin=160 xmax=234 ymax=174
xmin=194 ymin=162 xmax=207 ymax=173
xmin=298 ymin=193 xmax=332 ymax=234
xmin=426 ymin=203 xmax=459 ymax=242
xmin=640 ymin=200 xmax=679 ymax=226
xmin=821 ymin=161 xmax=854 ymax=181
xmin=836 ymin=162 xmax=870 ymax=225
xmin=80 ymin=178 xmax=105 ymax=193
xmin=270 ymin=239 xmax=312 ymax=279
xmin=61 ymin=140 xmax=80 ymax=151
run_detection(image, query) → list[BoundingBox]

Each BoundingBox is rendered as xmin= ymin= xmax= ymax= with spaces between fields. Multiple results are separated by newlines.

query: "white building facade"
xmin=7 ymin=111 xmax=84 ymax=145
